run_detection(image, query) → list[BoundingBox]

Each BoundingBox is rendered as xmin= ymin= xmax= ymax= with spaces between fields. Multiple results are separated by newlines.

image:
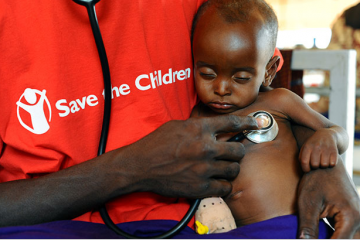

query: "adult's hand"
xmin=123 ymin=115 xmax=259 ymax=199
xmin=297 ymin=160 xmax=360 ymax=239
xmin=0 ymin=115 xmax=258 ymax=227
xmin=292 ymin=124 xmax=360 ymax=238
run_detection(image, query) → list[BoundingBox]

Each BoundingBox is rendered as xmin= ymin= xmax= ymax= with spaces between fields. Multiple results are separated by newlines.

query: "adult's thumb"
xmin=298 ymin=212 xmax=320 ymax=238
xmin=297 ymin=195 xmax=321 ymax=238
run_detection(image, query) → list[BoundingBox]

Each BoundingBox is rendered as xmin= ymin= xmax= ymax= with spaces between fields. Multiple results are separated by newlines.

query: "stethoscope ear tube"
xmin=73 ymin=1 xmax=199 ymax=238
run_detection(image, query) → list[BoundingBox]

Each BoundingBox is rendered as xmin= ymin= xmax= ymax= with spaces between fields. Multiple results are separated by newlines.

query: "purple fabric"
xmin=0 ymin=215 xmax=333 ymax=239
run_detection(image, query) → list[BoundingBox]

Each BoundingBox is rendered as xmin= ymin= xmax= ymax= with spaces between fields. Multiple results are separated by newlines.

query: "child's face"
xmin=192 ymin=8 xmax=273 ymax=114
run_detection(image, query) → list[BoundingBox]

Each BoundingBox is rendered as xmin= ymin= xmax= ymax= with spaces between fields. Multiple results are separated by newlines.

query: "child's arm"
xmin=270 ymin=88 xmax=349 ymax=172
xmin=298 ymin=126 xmax=346 ymax=172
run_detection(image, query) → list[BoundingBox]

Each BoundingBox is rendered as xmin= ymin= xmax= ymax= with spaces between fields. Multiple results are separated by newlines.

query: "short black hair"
xmin=191 ymin=0 xmax=278 ymax=59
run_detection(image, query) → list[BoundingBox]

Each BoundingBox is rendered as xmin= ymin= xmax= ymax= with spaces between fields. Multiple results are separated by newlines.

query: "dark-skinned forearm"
xmin=0 ymin=116 xmax=259 ymax=228
xmin=0 ymin=148 xmax=142 ymax=227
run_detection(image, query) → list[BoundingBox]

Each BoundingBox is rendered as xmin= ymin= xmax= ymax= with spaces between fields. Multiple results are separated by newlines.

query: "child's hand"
xmin=299 ymin=129 xmax=338 ymax=172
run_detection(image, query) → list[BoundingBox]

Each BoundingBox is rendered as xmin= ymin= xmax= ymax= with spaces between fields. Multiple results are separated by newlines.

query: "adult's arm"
xmin=0 ymin=115 xmax=258 ymax=227
xmin=292 ymin=124 xmax=360 ymax=239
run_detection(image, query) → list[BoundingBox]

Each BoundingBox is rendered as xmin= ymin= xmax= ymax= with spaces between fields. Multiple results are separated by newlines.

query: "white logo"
xmin=17 ymin=88 xmax=52 ymax=134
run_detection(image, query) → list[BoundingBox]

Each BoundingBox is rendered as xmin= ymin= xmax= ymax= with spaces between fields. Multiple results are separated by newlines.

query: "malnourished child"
xmin=191 ymin=0 xmax=348 ymax=237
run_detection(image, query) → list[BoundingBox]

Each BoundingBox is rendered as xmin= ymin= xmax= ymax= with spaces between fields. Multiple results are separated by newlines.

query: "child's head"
xmin=191 ymin=0 xmax=280 ymax=114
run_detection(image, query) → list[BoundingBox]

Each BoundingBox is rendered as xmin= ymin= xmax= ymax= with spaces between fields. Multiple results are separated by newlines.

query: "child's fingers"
xmin=329 ymin=153 xmax=338 ymax=167
xmin=320 ymin=152 xmax=330 ymax=168
xmin=299 ymin=147 xmax=311 ymax=173
xmin=322 ymin=149 xmax=338 ymax=168
xmin=309 ymin=150 xmax=321 ymax=170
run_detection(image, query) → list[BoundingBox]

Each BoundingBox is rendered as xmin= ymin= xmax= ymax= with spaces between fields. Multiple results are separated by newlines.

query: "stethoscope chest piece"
xmin=244 ymin=111 xmax=279 ymax=143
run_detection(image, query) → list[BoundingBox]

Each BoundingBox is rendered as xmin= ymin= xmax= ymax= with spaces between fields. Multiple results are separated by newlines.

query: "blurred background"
xmin=267 ymin=0 xmax=360 ymax=189
xmin=270 ymin=0 xmax=358 ymax=48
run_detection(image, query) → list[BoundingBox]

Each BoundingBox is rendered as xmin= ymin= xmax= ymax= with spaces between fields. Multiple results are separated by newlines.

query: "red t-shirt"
xmin=0 ymin=0 xmax=205 ymax=225
xmin=0 ymin=0 xmax=283 ymax=226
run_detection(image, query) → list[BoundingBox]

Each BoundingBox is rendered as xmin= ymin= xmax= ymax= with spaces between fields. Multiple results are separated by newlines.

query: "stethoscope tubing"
xmin=73 ymin=0 xmax=112 ymax=157
xmin=73 ymin=0 xmax=199 ymax=238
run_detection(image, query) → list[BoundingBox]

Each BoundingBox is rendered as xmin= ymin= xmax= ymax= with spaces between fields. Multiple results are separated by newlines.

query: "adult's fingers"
xmin=331 ymin=214 xmax=356 ymax=239
xmin=189 ymin=178 xmax=233 ymax=199
xmin=214 ymin=141 xmax=246 ymax=161
xmin=205 ymin=115 xmax=259 ymax=134
xmin=297 ymin=159 xmax=360 ymax=239
xmin=209 ymin=160 xmax=240 ymax=179
xmin=328 ymin=205 xmax=360 ymax=239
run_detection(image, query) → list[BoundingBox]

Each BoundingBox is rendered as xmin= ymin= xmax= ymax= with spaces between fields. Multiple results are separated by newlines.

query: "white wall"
xmin=354 ymin=146 xmax=360 ymax=171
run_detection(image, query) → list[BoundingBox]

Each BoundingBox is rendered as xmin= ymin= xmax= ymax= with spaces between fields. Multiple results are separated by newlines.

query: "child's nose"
xmin=214 ymin=79 xmax=231 ymax=96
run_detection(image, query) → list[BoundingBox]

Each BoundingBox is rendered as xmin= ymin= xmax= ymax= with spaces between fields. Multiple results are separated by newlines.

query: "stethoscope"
xmin=228 ymin=111 xmax=279 ymax=143
xmin=73 ymin=0 xmax=278 ymax=238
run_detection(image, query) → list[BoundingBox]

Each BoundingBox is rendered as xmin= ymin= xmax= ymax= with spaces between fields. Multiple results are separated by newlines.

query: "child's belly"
xmin=224 ymin=130 xmax=302 ymax=227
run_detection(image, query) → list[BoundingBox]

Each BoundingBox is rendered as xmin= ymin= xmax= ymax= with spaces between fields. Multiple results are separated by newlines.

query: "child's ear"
xmin=263 ymin=55 xmax=281 ymax=87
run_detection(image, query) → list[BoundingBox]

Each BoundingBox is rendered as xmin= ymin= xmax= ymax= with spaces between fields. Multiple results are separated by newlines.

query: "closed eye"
xmin=200 ymin=72 xmax=216 ymax=79
xmin=234 ymin=77 xmax=251 ymax=83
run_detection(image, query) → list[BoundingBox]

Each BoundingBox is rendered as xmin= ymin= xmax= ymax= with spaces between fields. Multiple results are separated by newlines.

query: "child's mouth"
xmin=207 ymin=102 xmax=236 ymax=113
xmin=208 ymin=102 xmax=233 ymax=110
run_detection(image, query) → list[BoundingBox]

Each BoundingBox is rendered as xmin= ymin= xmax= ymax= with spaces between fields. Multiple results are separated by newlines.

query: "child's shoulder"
xmin=260 ymin=88 xmax=300 ymax=103
xmin=257 ymin=88 xmax=304 ymax=114
xmin=262 ymin=87 xmax=293 ymax=95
